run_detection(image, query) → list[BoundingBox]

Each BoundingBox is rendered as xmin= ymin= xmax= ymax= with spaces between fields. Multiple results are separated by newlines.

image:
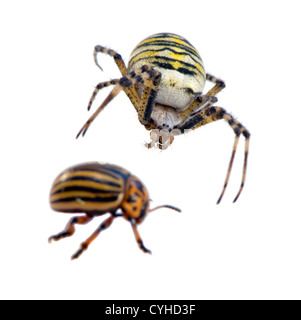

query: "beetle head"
xmin=122 ymin=175 xmax=150 ymax=223
xmin=122 ymin=175 xmax=181 ymax=224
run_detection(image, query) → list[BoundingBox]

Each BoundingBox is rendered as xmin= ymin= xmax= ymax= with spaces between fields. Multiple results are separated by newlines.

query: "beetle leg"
xmin=71 ymin=215 xmax=115 ymax=260
xmin=130 ymin=219 xmax=151 ymax=254
xmin=48 ymin=215 xmax=93 ymax=243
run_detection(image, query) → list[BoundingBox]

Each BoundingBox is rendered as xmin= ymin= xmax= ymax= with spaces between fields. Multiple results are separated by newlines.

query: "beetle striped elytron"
xmin=48 ymin=162 xmax=181 ymax=259
xmin=76 ymin=32 xmax=250 ymax=203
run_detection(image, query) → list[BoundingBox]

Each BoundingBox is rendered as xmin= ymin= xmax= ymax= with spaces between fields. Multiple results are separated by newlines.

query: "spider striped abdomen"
xmin=50 ymin=162 xmax=128 ymax=215
xmin=128 ymin=33 xmax=206 ymax=111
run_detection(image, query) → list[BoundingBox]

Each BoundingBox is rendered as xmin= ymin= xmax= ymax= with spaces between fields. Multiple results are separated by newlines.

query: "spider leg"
xmin=137 ymin=66 xmax=161 ymax=125
xmin=48 ymin=215 xmax=93 ymax=243
xmin=71 ymin=215 xmax=115 ymax=260
xmin=130 ymin=219 xmax=151 ymax=254
xmin=94 ymin=46 xmax=128 ymax=76
xmin=205 ymin=73 xmax=226 ymax=99
xmin=92 ymin=45 xmax=140 ymax=111
xmin=176 ymin=106 xmax=250 ymax=203
xmin=77 ymin=83 xmax=125 ymax=138
xmin=177 ymin=73 xmax=224 ymax=123
xmin=87 ymin=79 xmax=119 ymax=111
xmin=178 ymin=95 xmax=218 ymax=123
xmin=77 ymin=65 xmax=161 ymax=138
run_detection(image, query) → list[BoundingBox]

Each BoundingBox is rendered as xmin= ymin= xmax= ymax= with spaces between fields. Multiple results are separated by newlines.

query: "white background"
xmin=1 ymin=0 xmax=300 ymax=300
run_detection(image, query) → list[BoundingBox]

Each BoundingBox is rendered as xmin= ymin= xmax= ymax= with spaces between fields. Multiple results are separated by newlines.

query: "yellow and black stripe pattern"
xmin=128 ymin=33 xmax=206 ymax=90
xmin=50 ymin=162 xmax=128 ymax=214
xmin=49 ymin=162 xmax=181 ymax=259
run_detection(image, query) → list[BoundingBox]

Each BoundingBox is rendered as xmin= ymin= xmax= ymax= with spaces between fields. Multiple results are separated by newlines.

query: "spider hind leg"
xmin=176 ymin=106 xmax=250 ymax=203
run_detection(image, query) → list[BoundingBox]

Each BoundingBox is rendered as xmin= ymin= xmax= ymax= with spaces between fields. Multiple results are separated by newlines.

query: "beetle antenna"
xmin=149 ymin=205 xmax=181 ymax=213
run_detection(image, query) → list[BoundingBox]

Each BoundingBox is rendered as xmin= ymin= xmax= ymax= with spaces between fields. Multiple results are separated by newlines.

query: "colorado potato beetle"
xmin=48 ymin=162 xmax=181 ymax=259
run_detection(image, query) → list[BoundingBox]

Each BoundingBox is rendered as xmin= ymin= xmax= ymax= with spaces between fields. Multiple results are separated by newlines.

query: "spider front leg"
xmin=137 ymin=67 xmax=161 ymax=125
xmin=93 ymin=45 xmax=128 ymax=76
xmin=176 ymin=106 xmax=250 ymax=203
xmin=91 ymin=45 xmax=140 ymax=112
xmin=87 ymin=79 xmax=119 ymax=111
xmin=76 ymin=65 xmax=161 ymax=138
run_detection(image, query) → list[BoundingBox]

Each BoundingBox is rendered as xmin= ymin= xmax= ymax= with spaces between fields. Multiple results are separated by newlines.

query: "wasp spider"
xmin=77 ymin=33 xmax=250 ymax=203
